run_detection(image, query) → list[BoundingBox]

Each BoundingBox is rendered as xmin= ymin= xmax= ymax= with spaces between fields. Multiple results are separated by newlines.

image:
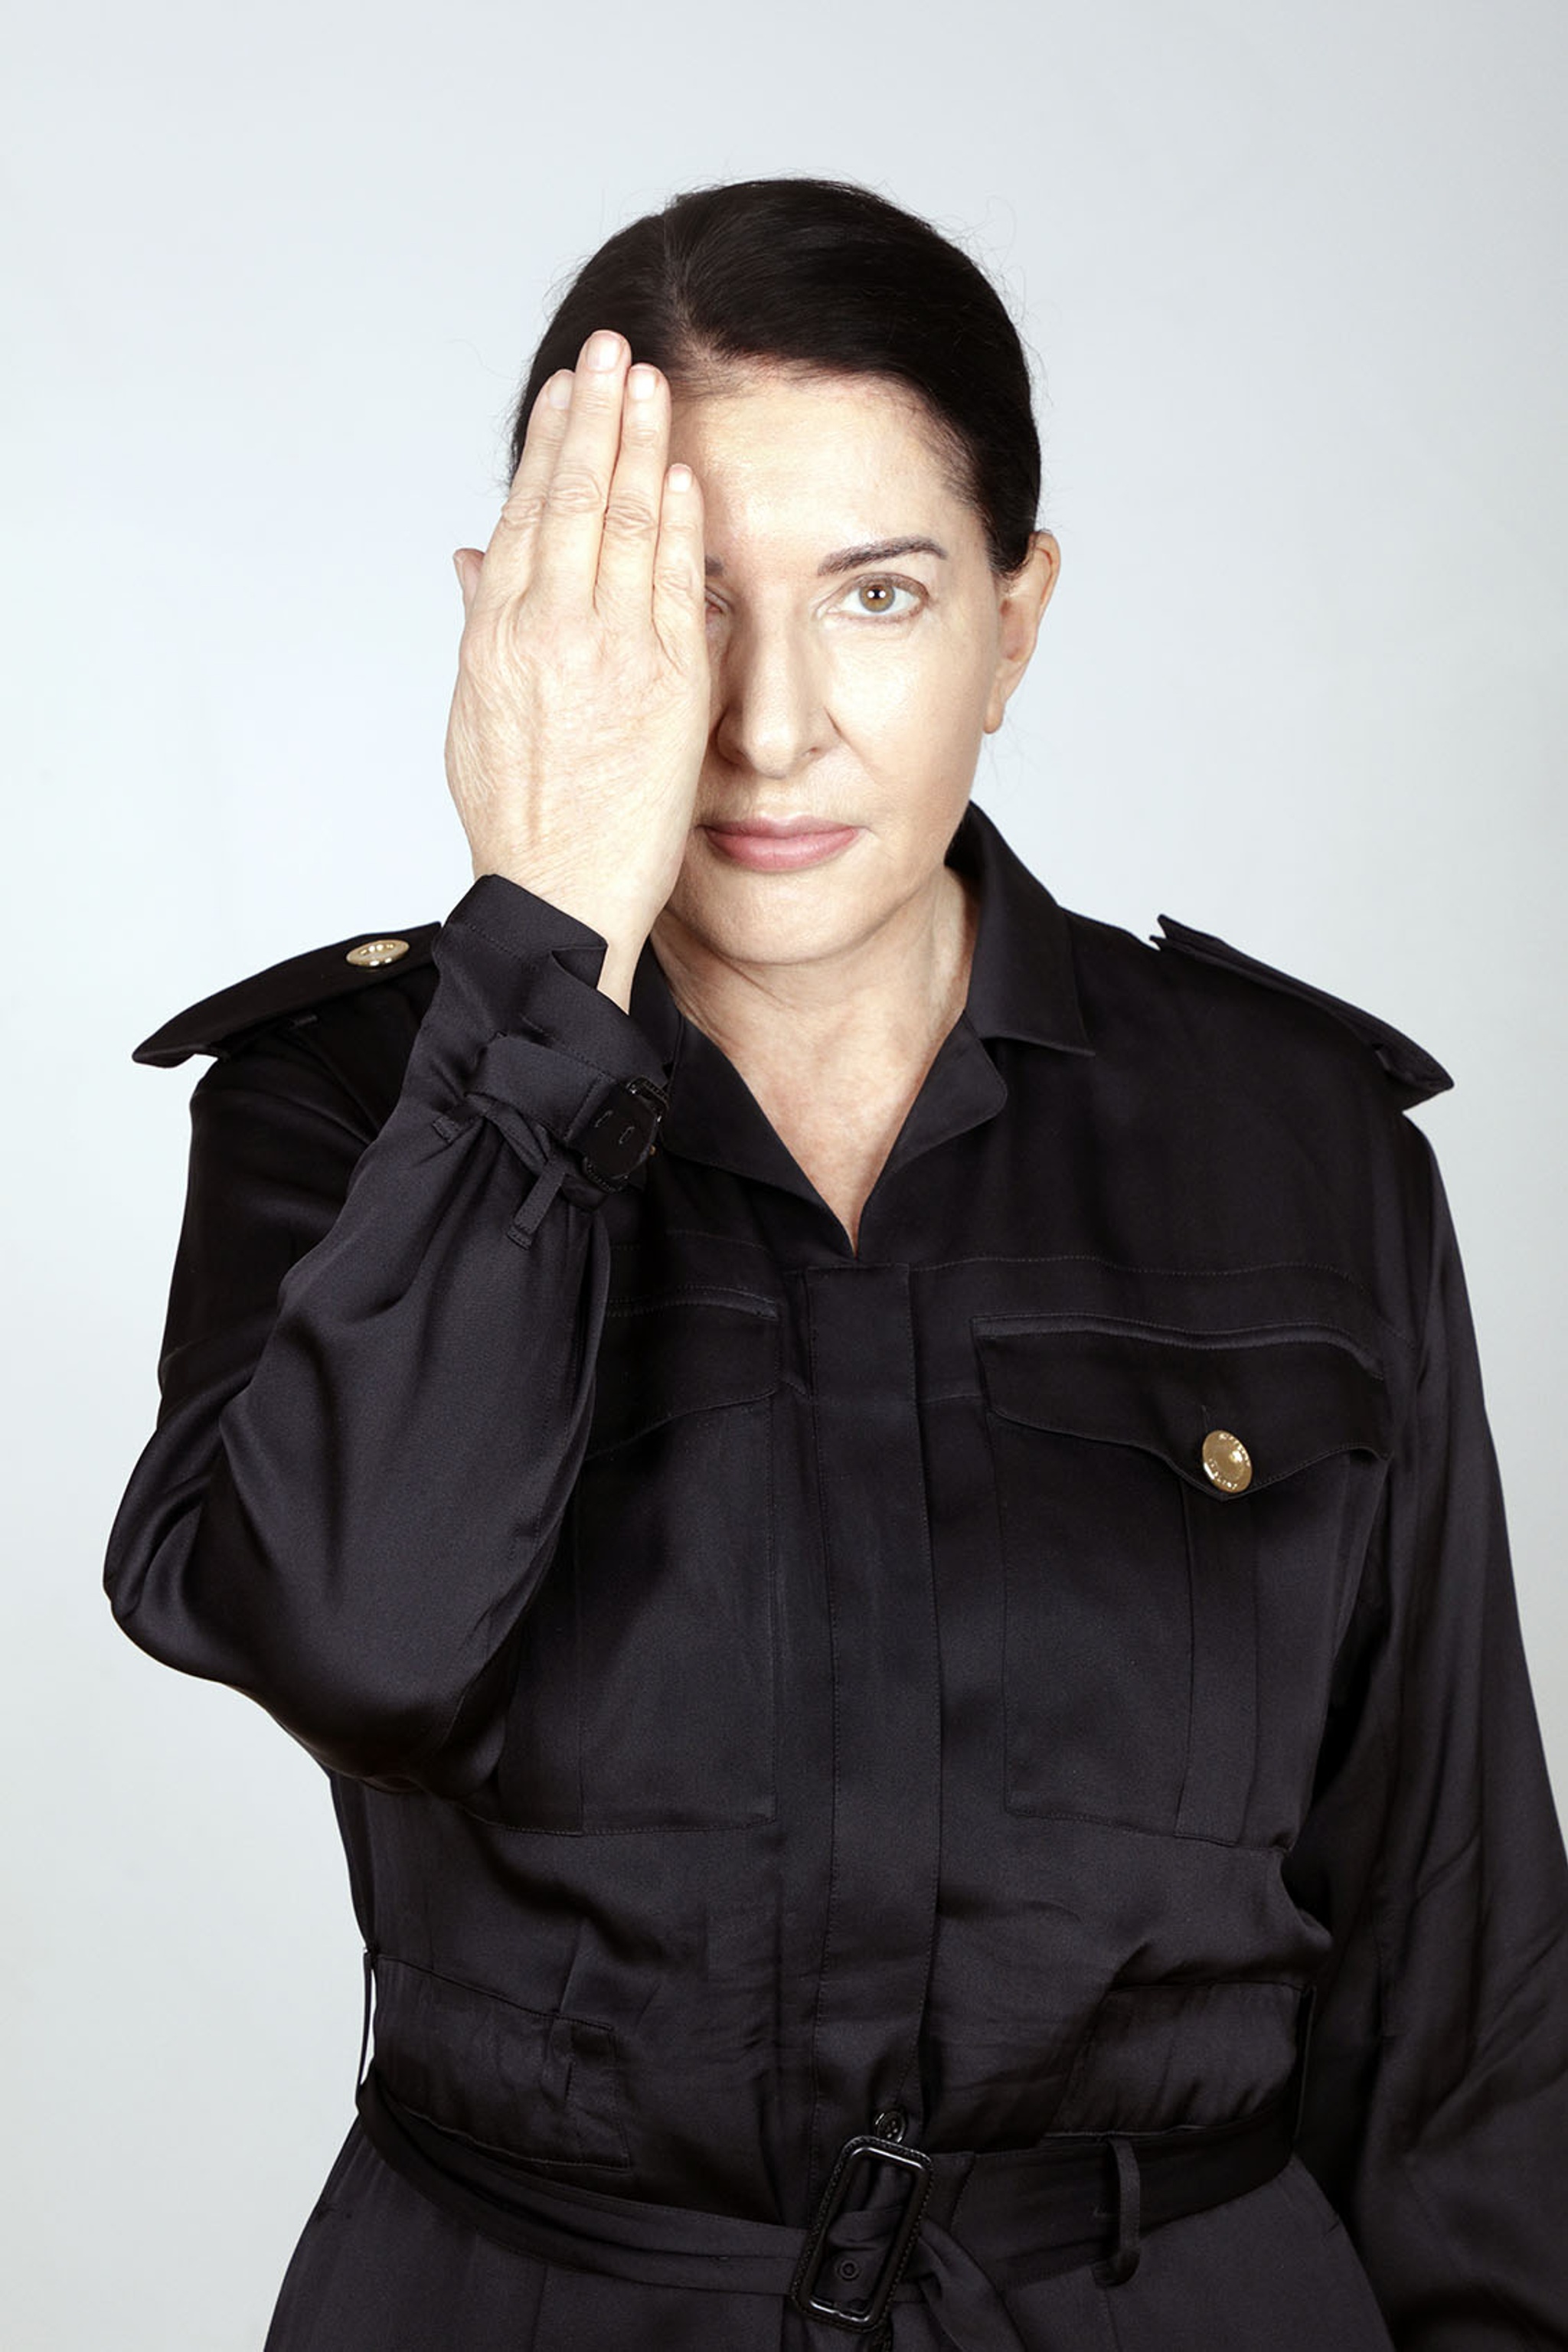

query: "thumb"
xmin=452 ymin=549 xmax=479 ymax=608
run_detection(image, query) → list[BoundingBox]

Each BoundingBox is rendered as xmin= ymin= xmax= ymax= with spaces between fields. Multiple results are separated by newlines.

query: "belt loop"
xmin=356 ymin=1949 xmax=376 ymax=2094
xmin=1093 ymin=2138 xmax=1142 ymax=2288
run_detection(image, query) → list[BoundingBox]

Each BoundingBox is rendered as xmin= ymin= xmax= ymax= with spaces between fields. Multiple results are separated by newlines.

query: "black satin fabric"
xmin=104 ymin=799 xmax=1568 ymax=2348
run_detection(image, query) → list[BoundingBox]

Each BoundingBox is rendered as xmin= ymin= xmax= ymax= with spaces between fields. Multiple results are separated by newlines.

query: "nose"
xmin=709 ymin=606 xmax=833 ymax=780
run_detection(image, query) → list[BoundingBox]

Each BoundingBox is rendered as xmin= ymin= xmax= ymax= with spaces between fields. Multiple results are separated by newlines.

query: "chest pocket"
xmin=499 ymin=1295 xmax=781 ymax=1832
xmin=977 ymin=1321 xmax=1391 ymax=1846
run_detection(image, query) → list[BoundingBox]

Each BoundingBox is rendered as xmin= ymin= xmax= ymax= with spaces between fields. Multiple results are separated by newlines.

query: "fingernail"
xmin=585 ymin=330 xmax=621 ymax=371
xmin=452 ymin=552 xmax=467 ymax=595
xmin=547 ymin=371 xmax=573 ymax=410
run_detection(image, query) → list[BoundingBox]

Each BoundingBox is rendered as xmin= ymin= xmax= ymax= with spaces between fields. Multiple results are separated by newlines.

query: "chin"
xmin=668 ymin=874 xmax=871 ymax=962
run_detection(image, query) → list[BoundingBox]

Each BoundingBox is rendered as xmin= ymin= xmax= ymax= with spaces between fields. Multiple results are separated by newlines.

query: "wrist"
xmin=596 ymin=942 xmax=643 ymax=1014
xmin=472 ymin=862 xmax=651 ymax=964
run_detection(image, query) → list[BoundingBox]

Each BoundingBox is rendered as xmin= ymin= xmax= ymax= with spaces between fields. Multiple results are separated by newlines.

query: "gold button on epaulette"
xmin=345 ymin=938 xmax=410 ymax=969
xmin=1201 ymin=1429 xmax=1253 ymax=1494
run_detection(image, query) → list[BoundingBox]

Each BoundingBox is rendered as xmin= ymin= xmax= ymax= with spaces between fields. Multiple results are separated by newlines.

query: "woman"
xmin=105 ymin=177 xmax=1567 ymax=2350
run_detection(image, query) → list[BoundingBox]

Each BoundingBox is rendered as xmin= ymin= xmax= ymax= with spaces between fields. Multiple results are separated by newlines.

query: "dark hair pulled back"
xmin=505 ymin=176 xmax=1043 ymax=578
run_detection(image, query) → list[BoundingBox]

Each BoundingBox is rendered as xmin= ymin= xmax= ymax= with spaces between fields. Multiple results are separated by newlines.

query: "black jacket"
xmin=104 ymin=798 xmax=1568 ymax=2350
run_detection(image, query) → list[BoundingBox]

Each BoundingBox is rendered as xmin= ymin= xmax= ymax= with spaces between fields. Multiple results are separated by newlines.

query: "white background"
xmin=5 ymin=2 xmax=1565 ymax=2344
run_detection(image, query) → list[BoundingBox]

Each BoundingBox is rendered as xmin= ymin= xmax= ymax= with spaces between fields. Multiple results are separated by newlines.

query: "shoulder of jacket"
xmin=1151 ymin=913 xmax=1453 ymax=1109
xmin=132 ymin=923 xmax=443 ymax=1067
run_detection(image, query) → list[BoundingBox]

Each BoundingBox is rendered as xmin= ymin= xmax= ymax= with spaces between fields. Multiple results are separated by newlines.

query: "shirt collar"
xmin=626 ymin=795 xmax=1093 ymax=1196
xmin=942 ymin=795 xmax=1093 ymax=1054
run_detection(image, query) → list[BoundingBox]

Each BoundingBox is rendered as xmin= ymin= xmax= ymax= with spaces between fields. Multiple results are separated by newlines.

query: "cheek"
xmin=828 ymin=626 xmax=992 ymax=750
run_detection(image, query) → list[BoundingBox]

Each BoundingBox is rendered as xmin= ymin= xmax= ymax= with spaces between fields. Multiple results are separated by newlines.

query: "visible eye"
xmin=702 ymin=577 xmax=928 ymax=626
xmin=838 ymin=576 xmax=924 ymax=620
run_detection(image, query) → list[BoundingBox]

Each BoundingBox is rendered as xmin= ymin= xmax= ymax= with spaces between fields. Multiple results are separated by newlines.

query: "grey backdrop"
xmin=6 ymin=2 xmax=1565 ymax=2345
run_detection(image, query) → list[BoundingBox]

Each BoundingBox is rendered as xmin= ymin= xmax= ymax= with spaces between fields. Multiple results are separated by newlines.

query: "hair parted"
xmin=505 ymin=176 xmax=1044 ymax=578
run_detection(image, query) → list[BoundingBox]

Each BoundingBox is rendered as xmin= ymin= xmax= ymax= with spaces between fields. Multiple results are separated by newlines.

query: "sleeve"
xmin=103 ymin=873 xmax=670 ymax=1802
xmin=1285 ymin=1121 xmax=1568 ymax=2346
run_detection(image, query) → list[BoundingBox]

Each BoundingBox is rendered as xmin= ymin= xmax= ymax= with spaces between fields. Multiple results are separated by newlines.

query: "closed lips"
xmin=704 ymin=819 xmax=853 ymax=835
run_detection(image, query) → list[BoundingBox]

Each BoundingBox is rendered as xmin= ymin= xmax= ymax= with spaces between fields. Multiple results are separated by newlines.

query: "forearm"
xmin=1289 ymin=1131 xmax=1568 ymax=2343
xmin=105 ymin=874 xmax=668 ymax=1795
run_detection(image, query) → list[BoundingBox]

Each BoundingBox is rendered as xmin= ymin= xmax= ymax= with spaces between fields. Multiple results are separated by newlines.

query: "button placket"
xmin=802 ymin=1266 xmax=942 ymax=2200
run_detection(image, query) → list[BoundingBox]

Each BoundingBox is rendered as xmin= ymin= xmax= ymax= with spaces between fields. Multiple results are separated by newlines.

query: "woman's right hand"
xmin=446 ymin=328 xmax=710 ymax=975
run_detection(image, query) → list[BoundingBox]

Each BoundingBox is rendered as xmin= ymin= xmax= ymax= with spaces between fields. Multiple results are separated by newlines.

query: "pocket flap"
xmin=371 ymin=1955 xmax=629 ymax=2166
xmin=586 ymin=1298 xmax=781 ymax=1455
xmin=977 ymin=1323 xmax=1390 ymax=1494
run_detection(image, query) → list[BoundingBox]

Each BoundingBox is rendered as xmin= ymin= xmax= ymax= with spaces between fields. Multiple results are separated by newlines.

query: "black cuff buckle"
xmin=576 ymin=1075 xmax=669 ymax=1190
xmin=789 ymin=2130 xmax=933 ymax=2333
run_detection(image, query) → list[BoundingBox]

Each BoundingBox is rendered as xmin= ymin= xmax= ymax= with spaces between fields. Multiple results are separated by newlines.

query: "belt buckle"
xmin=789 ymin=2130 xmax=933 ymax=2333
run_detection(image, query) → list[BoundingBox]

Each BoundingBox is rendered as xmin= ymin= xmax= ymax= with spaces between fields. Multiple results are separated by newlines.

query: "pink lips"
xmin=702 ymin=821 xmax=861 ymax=873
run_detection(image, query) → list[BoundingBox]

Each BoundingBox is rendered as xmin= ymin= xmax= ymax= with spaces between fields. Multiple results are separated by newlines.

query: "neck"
xmin=651 ymin=861 xmax=978 ymax=1096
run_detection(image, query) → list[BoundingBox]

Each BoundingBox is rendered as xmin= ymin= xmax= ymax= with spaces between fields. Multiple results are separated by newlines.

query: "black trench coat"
xmin=105 ymin=799 xmax=1568 ymax=2350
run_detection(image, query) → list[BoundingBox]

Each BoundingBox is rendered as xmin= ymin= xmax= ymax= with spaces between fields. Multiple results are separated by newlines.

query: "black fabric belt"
xmin=354 ymin=2026 xmax=1308 ymax=2350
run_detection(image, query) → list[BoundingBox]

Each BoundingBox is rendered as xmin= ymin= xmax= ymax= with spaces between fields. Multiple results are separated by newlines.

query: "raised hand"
xmin=446 ymin=328 xmax=710 ymax=992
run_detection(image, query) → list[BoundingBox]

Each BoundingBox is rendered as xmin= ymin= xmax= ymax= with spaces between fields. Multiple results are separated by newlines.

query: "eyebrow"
xmin=704 ymin=535 xmax=950 ymax=580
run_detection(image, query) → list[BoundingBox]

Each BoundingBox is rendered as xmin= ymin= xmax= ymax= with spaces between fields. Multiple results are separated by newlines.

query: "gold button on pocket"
xmin=345 ymin=937 xmax=410 ymax=968
xmin=1201 ymin=1429 xmax=1253 ymax=1494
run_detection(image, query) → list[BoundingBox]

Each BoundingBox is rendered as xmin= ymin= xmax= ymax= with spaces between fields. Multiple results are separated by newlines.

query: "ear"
xmin=452 ymin=547 xmax=482 ymax=612
xmin=982 ymin=531 xmax=1060 ymax=734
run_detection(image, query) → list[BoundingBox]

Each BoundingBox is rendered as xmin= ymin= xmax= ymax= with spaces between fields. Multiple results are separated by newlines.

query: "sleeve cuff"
xmin=426 ymin=872 xmax=674 ymax=1236
xmin=439 ymin=871 xmax=671 ymax=1089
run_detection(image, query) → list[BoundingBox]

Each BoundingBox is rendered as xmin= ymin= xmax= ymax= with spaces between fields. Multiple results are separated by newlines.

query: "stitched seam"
xmin=803 ymin=1292 xmax=849 ymax=2207
xmin=918 ymin=1250 xmax=1411 ymax=1344
xmin=890 ymin=1269 xmax=942 ymax=2118
xmin=602 ymin=1288 xmax=779 ymax=1319
xmin=372 ymin=1953 xmax=618 ymax=2041
xmin=997 ymin=1803 xmax=1292 ymax=1852
xmin=972 ymin=1312 xmax=1390 ymax=1377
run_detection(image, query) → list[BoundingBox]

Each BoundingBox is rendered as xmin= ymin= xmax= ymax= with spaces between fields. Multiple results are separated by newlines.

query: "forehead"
xmin=667 ymin=367 xmax=973 ymax=550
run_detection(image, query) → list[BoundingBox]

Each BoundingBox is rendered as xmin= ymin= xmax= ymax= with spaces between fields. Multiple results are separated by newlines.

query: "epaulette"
xmin=132 ymin=923 xmax=442 ymax=1068
xmin=1153 ymin=913 xmax=1453 ymax=1109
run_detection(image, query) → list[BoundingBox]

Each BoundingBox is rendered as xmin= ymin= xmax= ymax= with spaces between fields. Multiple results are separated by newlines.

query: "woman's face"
xmin=652 ymin=367 xmax=1060 ymax=976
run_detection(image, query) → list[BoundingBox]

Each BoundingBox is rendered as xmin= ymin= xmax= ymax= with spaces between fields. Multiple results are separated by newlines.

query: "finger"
xmin=592 ymin=363 xmax=672 ymax=619
xmin=466 ymin=371 xmax=574 ymax=622
xmin=528 ymin=328 xmax=632 ymax=609
xmin=652 ymin=460 xmax=708 ymax=658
